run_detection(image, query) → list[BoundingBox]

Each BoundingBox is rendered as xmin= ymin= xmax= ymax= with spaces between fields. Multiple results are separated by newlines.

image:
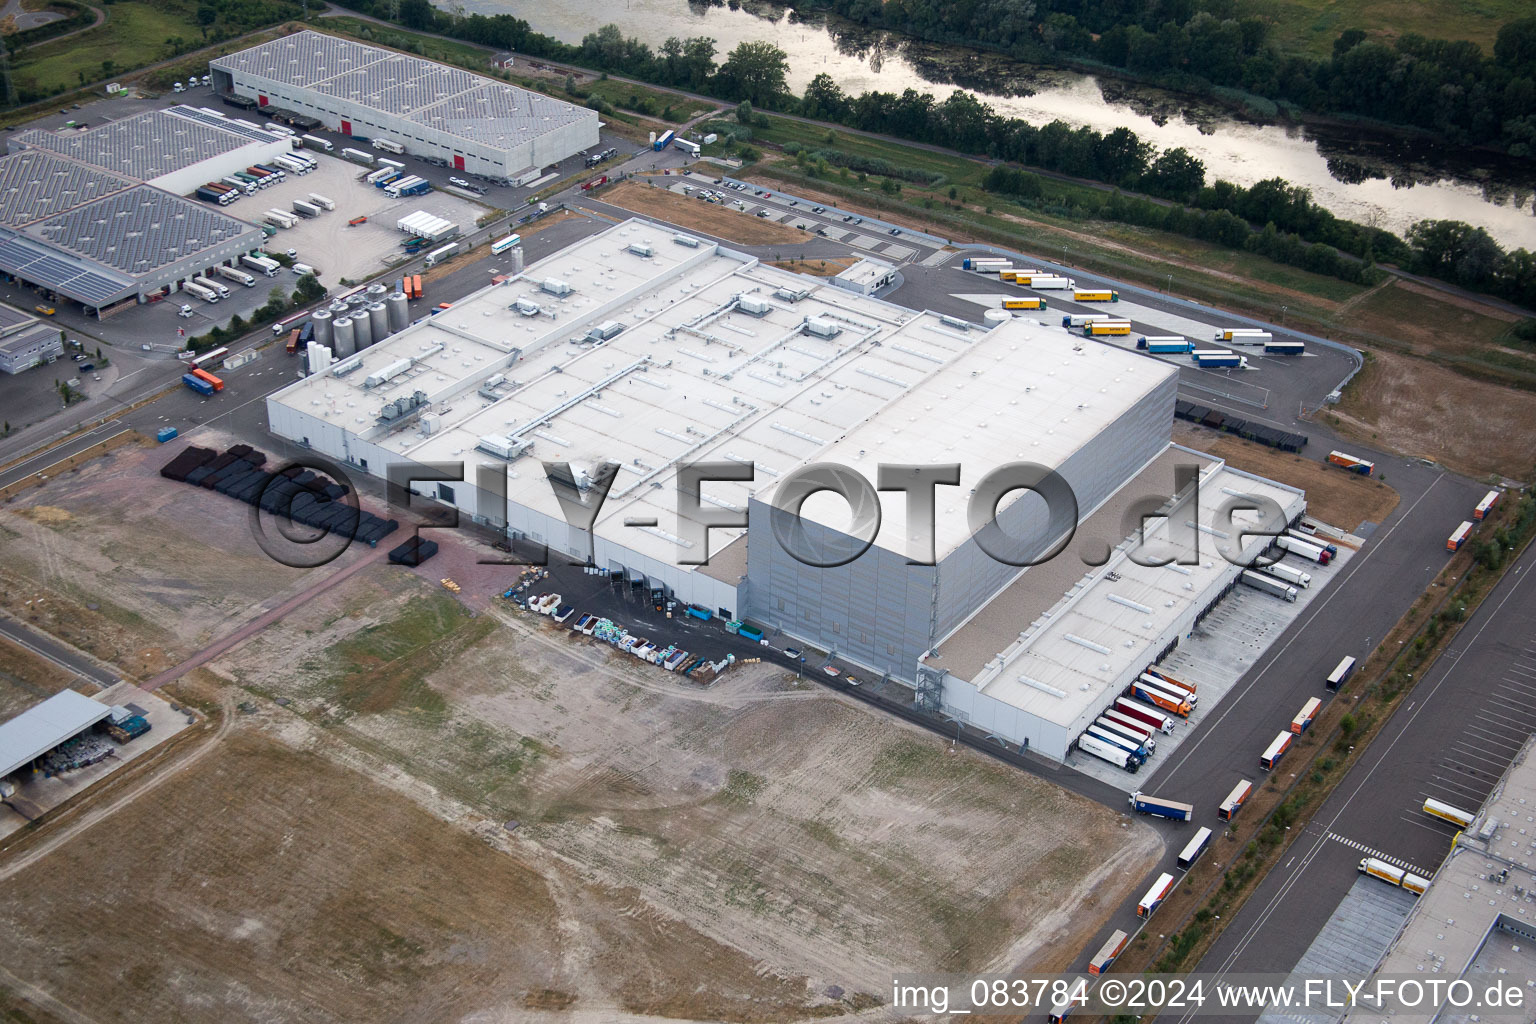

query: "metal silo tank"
xmin=352 ymin=309 xmax=373 ymax=349
xmin=366 ymin=283 xmax=387 ymax=302
xmin=332 ymin=315 xmax=356 ymax=357
xmin=311 ymin=308 xmax=333 ymax=346
xmin=386 ymin=292 xmax=409 ymax=332
xmin=367 ymin=302 xmax=389 ymax=340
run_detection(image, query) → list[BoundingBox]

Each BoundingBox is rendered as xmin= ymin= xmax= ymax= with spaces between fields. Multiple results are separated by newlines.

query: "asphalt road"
xmin=1062 ymin=456 xmax=1486 ymax=973
xmin=1174 ymin=539 xmax=1536 ymax=1019
xmin=0 ymin=615 xmax=119 ymax=690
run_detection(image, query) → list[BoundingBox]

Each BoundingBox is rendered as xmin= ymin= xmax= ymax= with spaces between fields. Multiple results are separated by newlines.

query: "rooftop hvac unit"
xmin=364 ymin=357 xmax=414 ymax=388
xmin=775 ymin=286 xmax=811 ymax=303
xmin=803 ymin=316 xmax=841 ymax=338
xmin=512 ymin=298 xmax=541 ymax=316
xmin=737 ymin=295 xmax=771 ymax=317
xmin=377 ymin=390 xmax=428 ymax=423
xmin=541 ymin=277 xmax=571 ymax=296
xmin=476 ymin=435 xmax=532 ymax=461
xmin=628 ymin=242 xmax=653 ymax=258
xmin=673 ymin=234 xmax=700 ymax=248
xmin=588 ymin=320 xmax=624 ymax=341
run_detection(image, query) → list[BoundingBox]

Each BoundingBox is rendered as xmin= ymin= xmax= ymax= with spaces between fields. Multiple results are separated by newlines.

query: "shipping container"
xmin=181 ymin=372 xmax=214 ymax=395
xmin=1177 ymin=827 xmax=1213 ymax=869
xmin=1447 ymin=521 xmax=1473 ymax=551
xmin=190 ymin=367 xmax=224 ymax=391
xmin=1217 ymin=779 xmax=1253 ymax=821
xmin=1260 ymin=731 xmax=1292 ymax=771
xmin=1291 ymin=697 xmax=1322 ymax=734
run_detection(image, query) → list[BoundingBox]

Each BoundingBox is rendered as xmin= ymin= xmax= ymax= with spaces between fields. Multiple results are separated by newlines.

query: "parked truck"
xmin=1076 ymin=733 xmax=1140 ymax=772
xmin=423 ymin=242 xmax=458 ymax=268
xmin=1265 ymin=339 xmax=1305 ymax=355
xmin=1073 ymin=289 xmax=1118 ymax=302
xmin=1028 ymin=275 xmax=1074 ymax=289
xmin=182 ymin=372 xmax=215 ymax=395
xmin=1261 ymin=562 xmax=1312 ymax=588
xmin=675 ymin=138 xmax=701 ymax=157
xmin=1217 ymin=328 xmax=1271 ymax=343
xmin=1087 ymin=930 xmax=1129 ymax=975
xmin=195 ymin=186 xmax=231 ymax=205
xmin=372 ymin=137 xmax=406 ymax=154
xmin=1062 ymin=313 xmax=1109 ymax=328
xmin=1138 ymin=336 xmax=1194 ymax=353
xmin=1129 ymin=677 xmax=1192 ymax=718
xmin=292 ymin=199 xmax=321 ymax=218
xmin=1327 ymin=450 xmax=1375 ymax=476
xmin=216 ymin=265 xmax=255 ymax=287
xmin=307 ymin=193 xmax=336 ymax=211
xmin=1287 ymin=530 xmax=1338 ymax=556
xmin=1084 ymin=319 xmax=1131 ymax=336
xmin=1276 ymin=535 xmax=1333 ymax=565
xmin=1085 ymin=725 xmax=1147 ymax=763
xmin=1191 ymin=349 xmax=1248 ymax=368
xmin=242 ymin=254 xmax=280 ymax=277
xmin=1137 ymin=873 xmax=1175 ymax=918
xmin=265 ymin=209 xmax=297 ymax=229
xmin=653 ymin=129 xmax=676 ymax=151
xmin=1113 ymin=697 xmax=1175 ymax=734
xmin=1129 ymin=791 xmax=1194 ymax=821
xmin=301 ymin=134 xmax=334 ymax=152
xmin=1240 ymin=569 xmax=1298 ymax=601
xmin=1097 ymin=715 xmax=1155 ymax=752
xmin=193 ymin=275 xmax=230 ymax=299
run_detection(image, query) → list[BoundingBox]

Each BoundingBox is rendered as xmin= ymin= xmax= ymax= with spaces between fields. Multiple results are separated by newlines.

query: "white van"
xmin=291 ymin=262 xmax=318 ymax=277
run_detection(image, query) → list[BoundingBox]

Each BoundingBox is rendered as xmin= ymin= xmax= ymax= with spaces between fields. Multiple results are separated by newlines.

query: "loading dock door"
xmin=454 ymin=155 xmax=465 ymax=170
xmin=258 ymin=95 xmax=269 ymax=106
xmin=341 ymin=119 xmax=352 ymax=135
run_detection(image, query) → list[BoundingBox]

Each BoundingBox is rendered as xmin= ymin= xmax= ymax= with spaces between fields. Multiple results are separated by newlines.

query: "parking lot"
xmin=1068 ymin=545 xmax=1354 ymax=792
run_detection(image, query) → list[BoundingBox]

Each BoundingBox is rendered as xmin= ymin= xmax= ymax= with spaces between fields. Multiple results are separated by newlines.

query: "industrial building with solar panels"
xmin=210 ymin=30 xmax=600 ymax=183
xmin=0 ymin=107 xmax=280 ymax=316
xmin=265 ymin=218 xmax=1308 ymax=762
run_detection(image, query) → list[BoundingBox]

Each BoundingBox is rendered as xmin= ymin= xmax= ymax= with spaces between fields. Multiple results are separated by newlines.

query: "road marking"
xmin=1325 ymin=833 xmax=1433 ymax=879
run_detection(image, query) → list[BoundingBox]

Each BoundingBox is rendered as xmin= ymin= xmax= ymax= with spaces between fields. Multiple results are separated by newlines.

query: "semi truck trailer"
xmin=1276 ymin=535 xmax=1333 ymax=564
xmin=1129 ymin=791 xmax=1193 ymax=821
xmin=1138 ymin=336 xmax=1194 ymax=353
xmin=1113 ymin=697 xmax=1174 ymax=734
xmin=1191 ymin=349 xmax=1249 ymax=368
xmin=215 ymin=265 xmax=255 ymax=287
xmin=1076 ymin=733 xmax=1140 ymax=772
xmin=1241 ymin=569 xmax=1298 ymax=601
xmin=1261 ymin=562 xmax=1312 ymax=588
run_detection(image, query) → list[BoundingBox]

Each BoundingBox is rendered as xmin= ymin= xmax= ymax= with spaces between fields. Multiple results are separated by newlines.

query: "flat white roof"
xmin=835 ymin=257 xmax=895 ymax=287
xmin=0 ymin=689 xmax=110 ymax=778
xmin=951 ymin=457 xmax=1305 ymax=730
xmin=271 ymin=219 xmax=1171 ymax=571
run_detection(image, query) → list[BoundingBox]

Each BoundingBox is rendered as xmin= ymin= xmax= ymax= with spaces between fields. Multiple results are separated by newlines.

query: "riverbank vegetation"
xmin=330 ymin=3 xmax=1536 ymax=312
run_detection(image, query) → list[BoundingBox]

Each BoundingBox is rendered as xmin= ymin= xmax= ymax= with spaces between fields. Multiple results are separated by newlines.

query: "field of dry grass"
xmin=1328 ymin=350 xmax=1536 ymax=480
xmin=1174 ymin=422 xmax=1402 ymax=531
xmin=600 ymin=180 xmax=811 ymax=245
xmin=0 ymin=434 xmax=1163 ymax=1022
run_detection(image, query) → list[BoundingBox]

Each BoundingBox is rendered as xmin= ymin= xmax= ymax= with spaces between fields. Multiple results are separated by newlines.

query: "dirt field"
xmin=768 ymin=256 xmax=858 ymax=277
xmin=1344 ymin=279 xmax=1525 ymax=361
xmin=599 ymin=180 xmax=812 ymax=245
xmin=1328 ymin=349 xmax=1536 ymax=480
xmin=0 ymin=444 xmax=1163 ymax=1021
xmin=1174 ymin=422 xmax=1401 ymax=531
xmin=0 ymin=637 xmax=73 ymax=719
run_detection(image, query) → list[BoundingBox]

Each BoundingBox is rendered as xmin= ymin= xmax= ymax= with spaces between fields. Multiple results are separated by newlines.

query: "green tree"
xmin=294 ymin=273 xmax=326 ymax=303
xmin=734 ymin=99 xmax=754 ymax=125
xmin=715 ymin=40 xmax=788 ymax=105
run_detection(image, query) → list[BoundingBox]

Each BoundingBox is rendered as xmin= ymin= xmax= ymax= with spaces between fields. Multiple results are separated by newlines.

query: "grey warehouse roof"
xmin=0 ymin=690 xmax=111 ymax=779
xmin=214 ymin=30 xmax=595 ymax=154
xmin=12 ymin=106 xmax=274 ymax=183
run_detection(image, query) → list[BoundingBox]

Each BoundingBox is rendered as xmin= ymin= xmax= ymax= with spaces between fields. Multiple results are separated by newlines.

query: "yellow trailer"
xmin=1073 ymin=289 xmax=1119 ymax=302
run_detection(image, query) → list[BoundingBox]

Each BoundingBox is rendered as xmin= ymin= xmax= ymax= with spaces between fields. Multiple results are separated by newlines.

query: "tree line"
xmin=353 ymin=2 xmax=1536 ymax=308
xmin=796 ymin=0 xmax=1536 ymax=158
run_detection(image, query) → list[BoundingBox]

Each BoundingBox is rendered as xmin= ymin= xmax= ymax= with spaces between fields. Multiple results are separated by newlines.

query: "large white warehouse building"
xmin=265 ymin=217 xmax=1304 ymax=760
xmin=211 ymin=30 xmax=600 ymax=182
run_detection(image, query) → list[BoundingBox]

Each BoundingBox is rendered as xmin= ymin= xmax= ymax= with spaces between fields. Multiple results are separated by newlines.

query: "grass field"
xmin=1265 ymin=0 xmax=1529 ymax=57
xmin=10 ymin=2 xmax=200 ymax=97
xmin=601 ymin=179 xmax=812 ymax=244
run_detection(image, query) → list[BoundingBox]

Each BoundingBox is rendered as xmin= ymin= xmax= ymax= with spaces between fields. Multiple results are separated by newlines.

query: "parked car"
xmin=449 ymin=177 xmax=470 ymax=187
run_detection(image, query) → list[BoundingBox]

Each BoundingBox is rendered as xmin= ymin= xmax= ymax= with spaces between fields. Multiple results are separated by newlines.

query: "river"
xmin=465 ymin=0 xmax=1536 ymax=249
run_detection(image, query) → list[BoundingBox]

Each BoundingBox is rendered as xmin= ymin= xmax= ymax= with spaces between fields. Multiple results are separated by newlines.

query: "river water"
xmin=468 ymin=0 xmax=1536 ymax=249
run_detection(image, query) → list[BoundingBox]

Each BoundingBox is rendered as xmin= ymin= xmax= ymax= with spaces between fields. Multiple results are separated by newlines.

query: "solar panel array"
xmin=164 ymin=104 xmax=273 ymax=142
xmin=213 ymin=30 xmax=593 ymax=155
xmin=30 ymin=184 xmax=254 ymax=274
xmin=0 ymin=302 xmax=33 ymax=333
xmin=0 ymin=233 xmax=132 ymax=305
xmin=12 ymin=107 xmax=272 ymax=183
xmin=0 ymin=149 xmax=136 ymax=228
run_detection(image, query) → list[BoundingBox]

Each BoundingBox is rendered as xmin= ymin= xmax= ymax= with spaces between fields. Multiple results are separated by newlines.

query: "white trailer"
xmin=372 ymin=137 xmax=405 ymax=154
xmin=216 ymin=265 xmax=256 ymax=287
xmin=183 ymin=281 xmax=218 ymax=303
xmin=292 ymin=199 xmax=321 ymax=218
xmin=366 ymin=166 xmax=397 ymax=185
xmin=307 ymin=193 xmax=336 ymax=211
xmin=1276 ymin=535 xmax=1331 ymax=564
xmin=1076 ymin=733 xmax=1139 ymax=773
xmin=423 ymin=242 xmax=458 ymax=268
xmin=1095 ymin=717 xmax=1154 ymax=752
xmin=340 ymin=147 xmax=374 ymax=166
xmin=1102 ymin=707 xmax=1157 ymax=745
xmin=193 ymin=275 xmax=230 ymax=299
xmin=264 ymin=209 xmax=296 ymax=229
xmin=300 ymin=134 xmax=334 ymax=152
xmin=1028 ymin=275 xmax=1074 ymax=289
xmin=221 ymin=176 xmax=256 ymax=194
xmin=1240 ymin=569 xmax=1298 ymax=601
xmin=1261 ymin=562 xmax=1312 ymax=588
xmin=242 ymin=254 xmax=279 ymax=276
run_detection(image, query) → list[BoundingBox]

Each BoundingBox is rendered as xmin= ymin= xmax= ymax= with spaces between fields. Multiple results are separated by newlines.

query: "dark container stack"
xmin=1174 ymin=400 xmax=1308 ymax=453
xmin=160 ymin=445 xmax=398 ymax=546
xmin=386 ymin=535 xmax=439 ymax=566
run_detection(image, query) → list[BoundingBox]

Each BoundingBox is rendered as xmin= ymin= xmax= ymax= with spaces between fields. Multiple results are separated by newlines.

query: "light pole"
xmin=1280 ymin=305 xmax=1288 ymax=325
xmin=1166 ymin=273 xmax=1172 ymax=293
